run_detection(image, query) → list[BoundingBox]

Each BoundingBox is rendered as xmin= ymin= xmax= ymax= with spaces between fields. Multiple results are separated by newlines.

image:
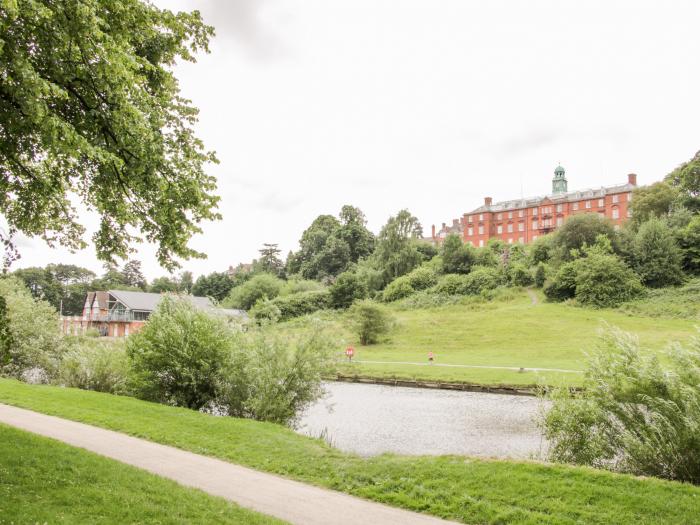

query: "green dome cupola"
xmin=552 ymin=164 xmax=568 ymax=194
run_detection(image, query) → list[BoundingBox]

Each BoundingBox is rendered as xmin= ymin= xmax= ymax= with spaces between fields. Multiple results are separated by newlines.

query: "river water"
xmin=297 ymin=382 xmax=546 ymax=459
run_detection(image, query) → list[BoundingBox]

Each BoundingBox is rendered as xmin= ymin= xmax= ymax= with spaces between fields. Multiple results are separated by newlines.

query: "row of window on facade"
xmin=467 ymin=193 xmax=631 ymax=224
xmin=465 ymin=209 xmax=626 ymax=237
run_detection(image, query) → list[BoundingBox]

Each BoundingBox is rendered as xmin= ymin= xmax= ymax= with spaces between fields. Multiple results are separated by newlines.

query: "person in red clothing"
xmin=345 ymin=346 xmax=355 ymax=362
xmin=428 ymin=351 xmax=434 ymax=364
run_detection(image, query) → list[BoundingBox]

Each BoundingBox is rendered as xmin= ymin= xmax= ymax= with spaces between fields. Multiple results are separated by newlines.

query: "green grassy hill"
xmin=280 ymin=288 xmax=699 ymax=387
xmin=0 ymin=422 xmax=282 ymax=524
xmin=1 ymin=379 xmax=699 ymax=525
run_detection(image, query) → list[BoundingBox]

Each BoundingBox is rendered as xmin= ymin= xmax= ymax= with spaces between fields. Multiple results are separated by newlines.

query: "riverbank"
xmin=1 ymin=378 xmax=698 ymax=525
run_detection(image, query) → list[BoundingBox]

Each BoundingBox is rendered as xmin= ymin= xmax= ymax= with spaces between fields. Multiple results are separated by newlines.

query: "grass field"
xmin=279 ymin=289 xmax=699 ymax=387
xmin=1 ymin=379 xmax=699 ymax=525
xmin=0 ymin=423 xmax=282 ymax=524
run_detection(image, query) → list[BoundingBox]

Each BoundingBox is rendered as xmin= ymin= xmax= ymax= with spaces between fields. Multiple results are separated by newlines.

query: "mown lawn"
xmin=280 ymin=290 xmax=698 ymax=387
xmin=0 ymin=422 xmax=282 ymax=524
xmin=1 ymin=380 xmax=698 ymax=525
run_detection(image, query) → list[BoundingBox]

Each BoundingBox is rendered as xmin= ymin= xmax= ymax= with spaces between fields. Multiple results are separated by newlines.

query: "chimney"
xmin=452 ymin=219 xmax=459 ymax=227
xmin=441 ymin=222 xmax=446 ymax=230
xmin=431 ymin=224 xmax=436 ymax=238
xmin=484 ymin=197 xmax=493 ymax=206
xmin=628 ymin=173 xmax=637 ymax=186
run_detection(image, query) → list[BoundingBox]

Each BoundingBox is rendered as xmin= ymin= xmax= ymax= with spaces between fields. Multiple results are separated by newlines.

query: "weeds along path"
xmin=0 ymin=403 xmax=455 ymax=525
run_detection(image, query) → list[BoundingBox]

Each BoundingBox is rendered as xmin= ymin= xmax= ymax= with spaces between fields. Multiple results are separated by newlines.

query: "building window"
xmin=573 ymin=202 xmax=579 ymax=211
xmin=507 ymin=211 xmax=512 ymax=219
xmin=497 ymin=225 xmax=503 ymax=234
xmin=612 ymin=207 xmax=619 ymax=219
xmin=478 ymin=225 xmax=484 ymax=234
xmin=556 ymin=217 xmax=563 ymax=226
xmin=532 ymin=220 xmax=538 ymax=230
xmin=532 ymin=208 xmax=538 ymax=216
xmin=556 ymin=204 xmax=563 ymax=212
xmin=518 ymin=222 xmax=524 ymax=232
xmin=479 ymin=213 xmax=484 ymax=221
xmin=479 ymin=240 xmax=484 ymax=247
xmin=518 ymin=210 xmax=524 ymax=218
xmin=612 ymin=194 xmax=619 ymax=204
xmin=519 ymin=237 xmax=524 ymax=243
xmin=467 ymin=227 xmax=473 ymax=236
xmin=497 ymin=213 xmax=502 ymax=220
xmin=508 ymin=238 xmax=514 ymax=244
xmin=598 ymin=198 xmax=604 ymax=207
xmin=586 ymin=200 xmax=592 ymax=209
xmin=507 ymin=224 xmax=513 ymax=233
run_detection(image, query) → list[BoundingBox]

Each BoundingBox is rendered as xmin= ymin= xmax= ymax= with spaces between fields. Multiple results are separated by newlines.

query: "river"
xmin=297 ymin=382 xmax=546 ymax=459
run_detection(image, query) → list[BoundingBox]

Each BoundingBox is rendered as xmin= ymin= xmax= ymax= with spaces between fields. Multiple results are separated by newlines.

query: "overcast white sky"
xmin=14 ymin=0 xmax=700 ymax=280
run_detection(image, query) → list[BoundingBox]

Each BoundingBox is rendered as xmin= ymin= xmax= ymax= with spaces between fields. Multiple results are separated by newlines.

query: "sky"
xmin=12 ymin=0 xmax=700 ymax=280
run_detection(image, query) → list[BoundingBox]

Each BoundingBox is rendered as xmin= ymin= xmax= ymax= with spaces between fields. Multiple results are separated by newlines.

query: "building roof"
xmin=468 ymin=181 xmax=635 ymax=214
xmin=108 ymin=290 xmax=214 ymax=312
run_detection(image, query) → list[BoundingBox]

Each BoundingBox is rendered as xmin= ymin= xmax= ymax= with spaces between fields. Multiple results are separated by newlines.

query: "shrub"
xmin=534 ymin=262 xmax=547 ymax=288
xmin=329 ymin=271 xmax=367 ymax=309
xmin=58 ymin=340 xmax=129 ymax=394
xmin=249 ymin=297 xmax=282 ymax=325
xmin=678 ymin=215 xmax=700 ymax=274
xmin=432 ymin=274 xmax=468 ymax=295
xmin=395 ymin=291 xmax=463 ymax=310
xmin=270 ymin=290 xmax=331 ymax=320
xmin=0 ymin=277 xmax=64 ymax=379
xmin=348 ymin=300 xmax=393 ymax=345
xmin=575 ymin=252 xmax=643 ymax=308
xmin=632 ymin=217 xmax=684 ymax=287
xmin=541 ymin=327 xmax=700 ymax=484
xmin=126 ymin=297 xmax=234 ymax=410
xmin=441 ymin=234 xmax=476 ymax=274
xmin=461 ymin=267 xmax=501 ymax=295
xmin=553 ymin=214 xmax=617 ymax=260
xmin=405 ymin=266 xmax=438 ymax=290
xmin=224 ymin=274 xmax=284 ymax=310
xmin=281 ymin=278 xmax=324 ymax=295
xmin=221 ymin=325 xmax=334 ymax=426
xmin=544 ymin=262 xmax=578 ymax=302
xmin=508 ymin=262 xmax=533 ymax=287
xmin=382 ymin=276 xmax=414 ymax=302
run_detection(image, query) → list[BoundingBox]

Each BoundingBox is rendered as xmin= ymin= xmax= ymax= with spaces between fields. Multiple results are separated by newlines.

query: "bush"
xmin=441 ymin=234 xmax=476 ymax=274
xmin=394 ymin=291 xmax=464 ymax=310
xmin=618 ymin=279 xmax=700 ymax=319
xmin=126 ymin=297 xmax=234 ymax=410
xmin=678 ymin=215 xmax=700 ymax=274
xmin=382 ymin=276 xmax=414 ymax=302
xmin=220 ymin=326 xmax=334 ymax=426
xmin=329 ymin=271 xmax=367 ymax=309
xmin=58 ymin=340 xmax=130 ymax=394
xmin=534 ymin=263 xmax=547 ymax=288
xmin=281 ymin=278 xmax=324 ymax=295
xmin=461 ymin=267 xmax=501 ymax=295
xmin=224 ymin=274 xmax=284 ymax=310
xmin=405 ymin=266 xmax=438 ymax=290
xmin=348 ymin=300 xmax=393 ymax=345
xmin=249 ymin=297 xmax=282 ymax=324
xmin=541 ymin=327 xmax=700 ymax=484
xmin=270 ymin=290 xmax=331 ymax=320
xmin=544 ymin=262 xmax=578 ymax=302
xmin=432 ymin=274 xmax=468 ymax=295
xmin=632 ymin=217 xmax=684 ymax=288
xmin=508 ymin=262 xmax=533 ymax=287
xmin=575 ymin=252 xmax=643 ymax=308
xmin=553 ymin=214 xmax=617 ymax=260
xmin=0 ymin=277 xmax=64 ymax=379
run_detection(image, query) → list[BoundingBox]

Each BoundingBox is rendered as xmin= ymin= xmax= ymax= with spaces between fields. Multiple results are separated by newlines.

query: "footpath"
xmin=0 ymin=403 xmax=455 ymax=525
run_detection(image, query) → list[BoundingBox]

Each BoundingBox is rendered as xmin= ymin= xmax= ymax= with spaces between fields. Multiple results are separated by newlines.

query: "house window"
xmin=532 ymin=220 xmax=538 ymax=230
xmin=478 ymin=225 xmax=484 ymax=234
xmin=556 ymin=217 xmax=563 ymax=226
xmin=508 ymin=211 xmax=513 ymax=219
xmin=612 ymin=194 xmax=619 ymax=204
xmin=479 ymin=240 xmax=484 ymax=247
xmin=497 ymin=225 xmax=503 ymax=234
xmin=518 ymin=210 xmax=524 ymax=218
xmin=497 ymin=213 xmax=502 ymax=220
xmin=467 ymin=227 xmax=473 ymax=236
xmin=507 ymin=224 xmax=513 ymax=233
xmin=556 ymin=204 xmax=563 ymax=212
xmin=518 ymin=222 xmax=524 ymax=232
xmin=612 ymin=207 xmax=619 ymax=219
xmin=532 ymin=208 xmax=538 ymax=216
xmin=508 ymin=238 xmax=514 ymax=244
xmin=573 ymin=202 xmax=579 ymax=211
xmin=479 ymin=213 xmax=484 ymax=221
xmin=598 ymin=198 xmax=604 ymax=207
xmin=586 ymin=201 xmax=592 ymax=209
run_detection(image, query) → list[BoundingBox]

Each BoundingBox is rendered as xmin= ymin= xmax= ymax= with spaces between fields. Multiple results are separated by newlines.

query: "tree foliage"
xmin=666 ymin=150 xmax=700 ymax=213
xmin=440 ymin=234 xmax=475 ymax=274
xmin=631 ymin=217 xmax=683 ymax=288
xmin=257 ymin=243 xmax=284 ymax=277
xmin=191 ymin=271 xmax=233 ymax=302
xmin=552 ymin=214 xmax=617 ymax=260
xmin=348 ymin=300 xmax=393 ymax=345
xmin=372 ymin=209 xmax=424 ymax=283
xmin=223 ymin=273 xmax=283 ymax=310
xmin=629 ymin=182 xmax=679 ymax=226
xmin=0 ymin=0 xmax=219 ymax=268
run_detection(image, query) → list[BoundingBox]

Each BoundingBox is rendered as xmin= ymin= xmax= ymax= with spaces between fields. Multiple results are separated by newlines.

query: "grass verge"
xmin=1 ymin=379 xmax=698 ymax=525
xmin=0 ymin=422 xmax=282 ymax=524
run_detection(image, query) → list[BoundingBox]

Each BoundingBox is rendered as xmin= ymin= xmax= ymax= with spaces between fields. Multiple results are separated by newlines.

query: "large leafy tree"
xmin=191 ymin=271 xmax=233 ymax=302
xmin=372 ymin=209 xmax=424 ymax=282
xmin=256 ymin=243 xmax=284 ymax=277
xmin=629 ymin=182 xmax=679 ymax=226
xmin=0 ymin=0 xmax=219 ymax=269
xmin=12 ymin=263 xmax=95 ymax=314
xmin=121 ymin=259 xmax=147 ymax=290
xmin=666 ymin=150 xmax=700 ymax=213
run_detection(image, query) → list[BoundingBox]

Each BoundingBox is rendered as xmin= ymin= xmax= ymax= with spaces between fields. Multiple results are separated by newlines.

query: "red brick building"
xmin=430 ymin=166 xmax=637 ymax=247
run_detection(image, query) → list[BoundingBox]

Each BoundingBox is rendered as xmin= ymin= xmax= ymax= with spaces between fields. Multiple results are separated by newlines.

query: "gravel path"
xmin=0 ymin=403 xmax=455 ymax=525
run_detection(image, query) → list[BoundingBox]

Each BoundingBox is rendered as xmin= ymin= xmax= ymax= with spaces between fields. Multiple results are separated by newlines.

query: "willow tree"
xmin=0 ymin=0 xmax=219 ymax=269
